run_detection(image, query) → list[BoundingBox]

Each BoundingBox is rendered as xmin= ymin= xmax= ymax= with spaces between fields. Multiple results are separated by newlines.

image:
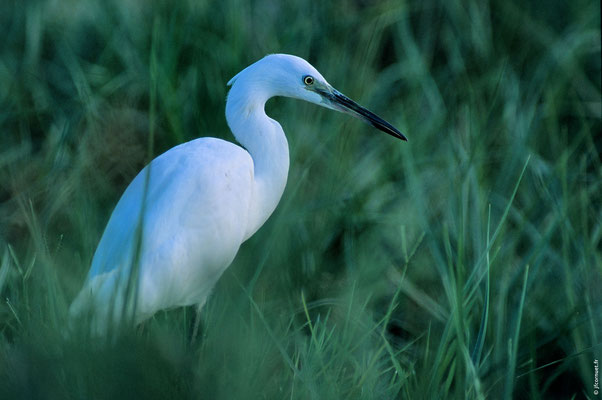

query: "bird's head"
xmin=227 ymin=54 xmax=407 ymax=141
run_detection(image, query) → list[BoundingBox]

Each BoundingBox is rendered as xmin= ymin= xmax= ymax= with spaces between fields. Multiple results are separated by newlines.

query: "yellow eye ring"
xmin=303 ymin=75 xmax=314 ymax=85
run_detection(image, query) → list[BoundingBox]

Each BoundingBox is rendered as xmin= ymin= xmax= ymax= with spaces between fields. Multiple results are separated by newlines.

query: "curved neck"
xmin=226 ymin=81 xmax=290 ymax=240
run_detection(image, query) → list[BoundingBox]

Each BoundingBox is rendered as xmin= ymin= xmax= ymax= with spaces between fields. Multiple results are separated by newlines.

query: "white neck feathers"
xmin=225 ymin=74 xmax=290 ymax=240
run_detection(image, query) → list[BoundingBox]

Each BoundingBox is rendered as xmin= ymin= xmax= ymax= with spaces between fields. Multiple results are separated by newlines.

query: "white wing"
xmin=70 ymin=137 xmax=254 ymax=328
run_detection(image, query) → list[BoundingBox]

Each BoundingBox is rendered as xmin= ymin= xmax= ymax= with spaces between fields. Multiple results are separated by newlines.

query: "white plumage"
xmin=70 ymin=54 xmax=405 ymax=333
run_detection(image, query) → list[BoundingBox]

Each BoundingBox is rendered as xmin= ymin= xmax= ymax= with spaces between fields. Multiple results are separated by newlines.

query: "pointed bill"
xmin=317 ymin=87 xmax=407 ymax=141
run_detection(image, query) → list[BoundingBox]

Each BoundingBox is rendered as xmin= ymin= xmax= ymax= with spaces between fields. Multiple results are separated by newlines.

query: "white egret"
xmin=69 ymin=54 xmax=406 ymax=334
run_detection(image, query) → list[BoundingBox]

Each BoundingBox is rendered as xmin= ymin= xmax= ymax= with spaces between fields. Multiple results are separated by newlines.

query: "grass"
xmin=0 ymin=0 xmax=600 ymax=398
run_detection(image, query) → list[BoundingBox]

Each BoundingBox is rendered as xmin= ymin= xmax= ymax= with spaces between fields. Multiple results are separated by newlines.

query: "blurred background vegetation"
xmin=0 ymin=0 xmax=600 ymax=398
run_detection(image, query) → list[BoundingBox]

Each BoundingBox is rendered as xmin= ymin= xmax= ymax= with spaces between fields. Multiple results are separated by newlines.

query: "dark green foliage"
xmin=0 ymin=0 xmax=600 ymax=398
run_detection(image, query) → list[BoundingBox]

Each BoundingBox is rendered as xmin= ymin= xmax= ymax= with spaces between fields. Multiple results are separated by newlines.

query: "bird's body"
xmin=71 ymin=138 xmax=258 ymax=325
xmin=70 ymin=54 xmax=405 ymax=333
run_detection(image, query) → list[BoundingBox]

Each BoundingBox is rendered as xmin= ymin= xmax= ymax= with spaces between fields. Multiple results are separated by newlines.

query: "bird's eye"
xmin=303 ymin=75 xmax=314 ymax=85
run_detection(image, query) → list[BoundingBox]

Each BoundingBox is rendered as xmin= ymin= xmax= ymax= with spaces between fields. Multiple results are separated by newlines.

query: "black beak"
xmin=320 ymin=88 xmax=407 ymax=141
